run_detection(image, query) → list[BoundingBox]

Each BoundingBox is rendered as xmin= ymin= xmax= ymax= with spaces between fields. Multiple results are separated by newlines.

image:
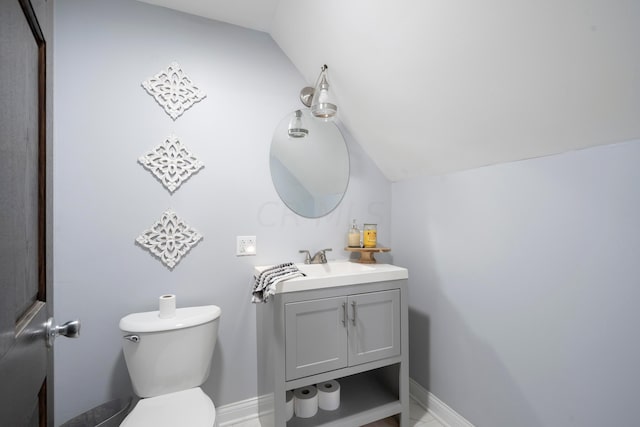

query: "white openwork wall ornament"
xmin=142 ymin=62 xmax=206 ymax=120
xmin=136 ymin=209 xmax=203 ymax=269
xmin=139 ymin=134 xmax=204 ymax=193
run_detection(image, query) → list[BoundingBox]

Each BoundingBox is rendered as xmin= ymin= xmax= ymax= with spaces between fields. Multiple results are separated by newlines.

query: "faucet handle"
xmin=319 ymin=248 xmax=332 ymax=263
xmin=299 ymin=250 xmax=311 ymax=263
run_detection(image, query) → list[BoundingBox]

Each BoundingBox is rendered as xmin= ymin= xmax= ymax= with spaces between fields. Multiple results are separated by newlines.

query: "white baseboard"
xmin=216 ymin=379 xmax=474 ymax=427
xmin=409 ymin=379 xmax=474 ymax=427
xmin=216 ymin=394 xmax=271 ymax=427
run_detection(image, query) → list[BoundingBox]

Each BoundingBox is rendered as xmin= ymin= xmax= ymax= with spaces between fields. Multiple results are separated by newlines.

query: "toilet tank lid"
xmin=119 ymin=305 xmax=221 ymax=333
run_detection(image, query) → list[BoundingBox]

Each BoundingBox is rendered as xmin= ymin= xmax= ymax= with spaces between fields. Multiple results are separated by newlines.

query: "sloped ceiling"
xmin=138 ymin=0 xmax=640 ymax=181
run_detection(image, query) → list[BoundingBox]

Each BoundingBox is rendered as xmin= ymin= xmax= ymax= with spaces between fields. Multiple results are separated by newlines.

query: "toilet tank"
xmin=119 ymin=305 xmax=221 ymax=398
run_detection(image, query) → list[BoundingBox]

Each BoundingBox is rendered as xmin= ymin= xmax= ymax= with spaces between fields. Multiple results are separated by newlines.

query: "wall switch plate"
xmin=236 ymin=236 xmax=256 ymax=256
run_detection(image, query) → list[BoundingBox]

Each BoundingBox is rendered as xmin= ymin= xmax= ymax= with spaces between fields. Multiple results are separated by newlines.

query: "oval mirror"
xmin=270 ymin=109 xmax=349 ymax=218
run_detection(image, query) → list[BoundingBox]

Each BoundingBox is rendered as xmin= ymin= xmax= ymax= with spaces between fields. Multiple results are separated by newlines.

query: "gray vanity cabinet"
xmin=257 ymin=279 xmax=409 ymax=427
xmin=285 ymin=290 xmax=400 ymax=381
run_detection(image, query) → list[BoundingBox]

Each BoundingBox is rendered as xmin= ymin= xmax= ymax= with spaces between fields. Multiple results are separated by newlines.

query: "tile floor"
xmin=228 ymin=398 xmax=444 ymax=427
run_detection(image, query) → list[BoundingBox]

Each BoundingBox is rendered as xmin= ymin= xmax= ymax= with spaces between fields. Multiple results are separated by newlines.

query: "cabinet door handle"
xmin=342 ymin=302 xmax=347 ymax=327
xmin=351 ymin=301 xmax=357 ymax=326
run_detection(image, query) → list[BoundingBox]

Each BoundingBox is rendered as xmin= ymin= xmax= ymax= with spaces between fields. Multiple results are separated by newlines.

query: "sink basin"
xmin=254 ymin=260 xmax=408 ymax=294
xmin=296 ymin=262 xmax=375 ymax=276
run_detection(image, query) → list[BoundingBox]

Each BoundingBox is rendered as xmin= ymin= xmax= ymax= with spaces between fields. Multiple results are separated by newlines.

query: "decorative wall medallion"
xmin=139 ymin=134 xmax=204 ymax=193
xmin=136 ymin=209 xmax=203 ymax=269
xmin=142 ymin=62 xmax=206 ymax=120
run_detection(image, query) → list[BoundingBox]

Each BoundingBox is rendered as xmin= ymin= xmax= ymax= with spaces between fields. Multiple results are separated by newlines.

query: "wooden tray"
xmin=344 ymin=247 xmax=391 ymax=264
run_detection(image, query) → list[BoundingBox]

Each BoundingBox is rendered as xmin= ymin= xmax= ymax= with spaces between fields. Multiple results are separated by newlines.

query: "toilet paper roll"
xmin=158 ymin=294 xmax=176 ymax=319
xmin=285 ymin=390 xmax=294 ymax=421
xmin=293 ymin=386 xmax=318 ymax=419
xmin=317 ymin=380 xmax=340 ymax=411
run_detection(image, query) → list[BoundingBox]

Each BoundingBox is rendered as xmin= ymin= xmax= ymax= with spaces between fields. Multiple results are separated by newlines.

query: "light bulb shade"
xmin=288 ymin=110 xmax=309 ymax=138
xmin=310 ymin=65 xmax=337 ymax=120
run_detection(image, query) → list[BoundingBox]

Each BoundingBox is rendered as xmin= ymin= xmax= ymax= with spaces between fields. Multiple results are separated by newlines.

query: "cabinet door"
xmin=285 ymin=297 xmax=348 ymax=380
xmin=348 ymin=290 xmax=401 ymax=366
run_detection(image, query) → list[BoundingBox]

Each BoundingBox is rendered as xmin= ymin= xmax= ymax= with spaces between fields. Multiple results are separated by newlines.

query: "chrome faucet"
xmin=299 ymin=248 xmax=332 ymax=264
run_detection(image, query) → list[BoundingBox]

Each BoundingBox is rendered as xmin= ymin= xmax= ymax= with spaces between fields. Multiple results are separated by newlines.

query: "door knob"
xmin=46 ymin=317 xmax=81 ymax=347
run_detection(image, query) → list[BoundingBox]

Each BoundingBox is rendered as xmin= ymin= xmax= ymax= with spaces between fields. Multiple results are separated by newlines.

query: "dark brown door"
xmin=0 ymin=0 xmax=53 ymax=425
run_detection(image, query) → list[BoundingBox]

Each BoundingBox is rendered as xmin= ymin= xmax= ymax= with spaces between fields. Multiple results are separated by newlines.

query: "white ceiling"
xmin=138 ymin=0 xmax=640 ymax=181
xmin=136 ymin=0 xmax=278 ymax=32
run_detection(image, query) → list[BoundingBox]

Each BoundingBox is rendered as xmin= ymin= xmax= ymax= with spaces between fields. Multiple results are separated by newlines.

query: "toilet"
xmin=118 ymin=305 xmax=221 ymax=427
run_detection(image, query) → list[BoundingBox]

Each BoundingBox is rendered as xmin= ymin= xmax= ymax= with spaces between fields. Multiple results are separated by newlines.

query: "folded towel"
xmin=252 ymin=262 xmax=305 ymax=303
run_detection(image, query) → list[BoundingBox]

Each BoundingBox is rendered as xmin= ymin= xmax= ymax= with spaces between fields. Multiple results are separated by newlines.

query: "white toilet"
xmin=118 ymin=305 xmax=221 ymax=427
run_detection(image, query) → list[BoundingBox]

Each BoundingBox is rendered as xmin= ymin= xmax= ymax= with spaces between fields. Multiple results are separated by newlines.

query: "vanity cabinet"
xmin=257 ymin=277 xmax=409 ymax=427
xmin=285 ymin=290 xmax=400 ymax=381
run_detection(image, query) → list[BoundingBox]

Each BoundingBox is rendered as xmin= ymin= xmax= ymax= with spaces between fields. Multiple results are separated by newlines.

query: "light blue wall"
xmin=392 ymin=139 xmax=640 ymax=426
xmin=52 ymin=1 xmax=391 ymax=424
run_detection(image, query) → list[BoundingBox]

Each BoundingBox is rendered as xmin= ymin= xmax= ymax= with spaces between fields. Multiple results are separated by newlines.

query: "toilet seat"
xmin=120 ymin=387 xmax=216 ymax=427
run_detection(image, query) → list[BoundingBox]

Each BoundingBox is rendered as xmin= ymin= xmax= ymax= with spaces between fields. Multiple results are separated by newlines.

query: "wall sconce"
xmin=288 ymin=110 xmax=309 ymax=138
xmin=299 ymin=64 xmax=338 ymax=120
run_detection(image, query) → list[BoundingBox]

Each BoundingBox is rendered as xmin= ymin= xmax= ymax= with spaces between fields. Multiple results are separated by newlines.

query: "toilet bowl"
xmin=120 ymin=388 xmax=215 ymax=427
xmin=118 ymin=305 xmax=221 ymax=427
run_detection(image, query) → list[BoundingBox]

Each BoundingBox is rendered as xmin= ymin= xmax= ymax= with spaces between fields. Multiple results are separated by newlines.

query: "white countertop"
xmin=254 ymin=260 xmax=408 ymax=293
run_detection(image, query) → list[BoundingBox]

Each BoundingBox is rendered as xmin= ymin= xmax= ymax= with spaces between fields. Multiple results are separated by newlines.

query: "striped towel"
xmin=252 ymin=262 xmax=305 ymax=303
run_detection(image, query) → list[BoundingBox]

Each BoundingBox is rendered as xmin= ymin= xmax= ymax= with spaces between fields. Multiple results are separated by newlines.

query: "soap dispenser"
xmin=348 ymin=219 xmax=361 ymax=248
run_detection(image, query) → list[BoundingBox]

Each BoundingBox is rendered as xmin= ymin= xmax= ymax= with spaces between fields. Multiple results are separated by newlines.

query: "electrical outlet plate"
xmin=236 ymin=236 xmax=256 ymax=256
